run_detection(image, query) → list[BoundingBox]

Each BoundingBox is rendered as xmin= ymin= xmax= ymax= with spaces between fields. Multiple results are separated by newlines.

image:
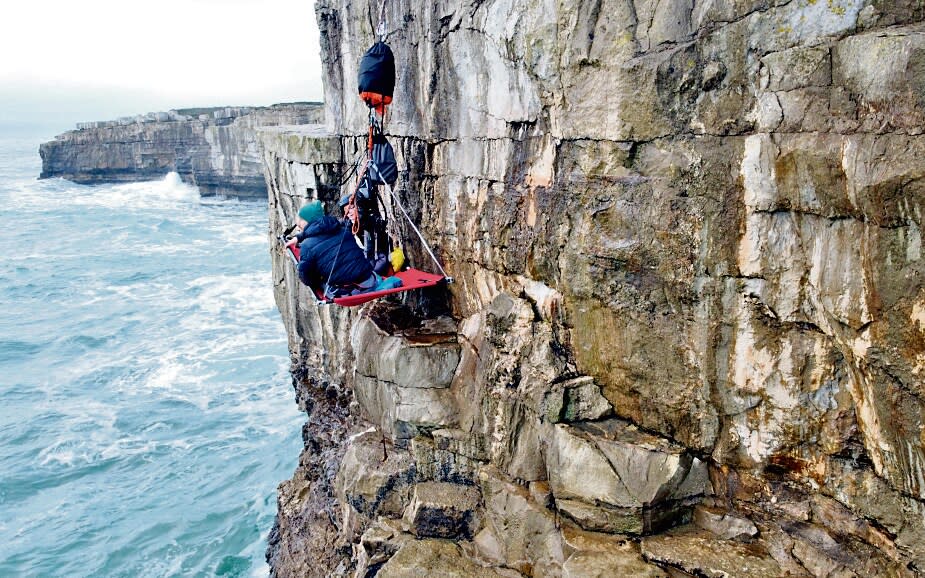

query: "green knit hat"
xmin=298 ymin=200 xmax=323 ymax=224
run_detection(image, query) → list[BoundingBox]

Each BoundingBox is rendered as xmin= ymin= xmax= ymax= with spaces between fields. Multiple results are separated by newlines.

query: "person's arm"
xmin=285 ymin=227 xmax=307 ymax=248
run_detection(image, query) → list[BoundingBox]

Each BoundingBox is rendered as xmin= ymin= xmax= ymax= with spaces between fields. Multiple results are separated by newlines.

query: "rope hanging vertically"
xmin=344 ymin=1 xmax=452 ymax=287
xmin=283 ymin=0 xmax=451 ymax=308
xmin=376 ymin=0 xmax=387 ymax=41
xmin=371 ymin=161 xmax=451 ymax=281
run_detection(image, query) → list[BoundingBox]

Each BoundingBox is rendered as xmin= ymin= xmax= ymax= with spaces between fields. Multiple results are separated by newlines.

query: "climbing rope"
xmin=322 ymin=226 xmax=347 ymax=301
xmin=344 ymin=108 xmax=389 ymax=237
xmin=371 ymin=160 xmax=451 ymax=281
xmin=344 ymin=115 xmax=378 ymax=237
xmin=335 ymin=151 xmax=364 ymax=187
xmin=376 ymin=0 xmax=387 ymax=41
xmin=345 ymin=157 xmax=369 ymax=236
xmin=318 ymin=3 xmax=453 ymax=300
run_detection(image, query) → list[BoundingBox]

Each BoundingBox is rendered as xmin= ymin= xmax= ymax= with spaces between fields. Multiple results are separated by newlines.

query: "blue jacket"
xmin=296 ymin=216 xmax=372 ymax=294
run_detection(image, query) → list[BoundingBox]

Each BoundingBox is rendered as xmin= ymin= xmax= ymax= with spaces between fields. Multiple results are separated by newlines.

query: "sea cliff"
xmin=40 ymin=103 xmax=324 ymax=198
xmin=266 ymin=1 xmax=925 ymax=576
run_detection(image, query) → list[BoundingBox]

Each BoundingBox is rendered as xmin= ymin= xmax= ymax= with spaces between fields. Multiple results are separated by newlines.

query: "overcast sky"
xmin=0 ymin=0 xmax=324 ymax=126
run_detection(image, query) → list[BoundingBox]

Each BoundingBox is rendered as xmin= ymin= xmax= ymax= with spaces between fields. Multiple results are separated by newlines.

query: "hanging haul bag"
xmin=369 ymin=133 xmax=398 ymax=186
xmin=358 ymin=41 xmax=395 ymax=111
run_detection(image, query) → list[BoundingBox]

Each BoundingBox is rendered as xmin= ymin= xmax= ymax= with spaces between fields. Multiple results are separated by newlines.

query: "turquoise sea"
xmin=0 ymin=124 xmax=303 ymax=577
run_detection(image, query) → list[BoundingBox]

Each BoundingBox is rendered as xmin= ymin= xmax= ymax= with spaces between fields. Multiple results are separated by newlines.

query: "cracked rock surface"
xmin=265 ymin=1 xmax=925 ymax=576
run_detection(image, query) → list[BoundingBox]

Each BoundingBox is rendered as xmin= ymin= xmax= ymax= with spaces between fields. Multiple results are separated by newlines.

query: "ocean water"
xmin=0 ymin=125 xmax=303 ymax=577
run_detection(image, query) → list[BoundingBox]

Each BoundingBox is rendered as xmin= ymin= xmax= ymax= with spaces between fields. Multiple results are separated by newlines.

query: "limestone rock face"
xmin=353 ymin=519 xmax=409 ymax=578
xmin=39 ymin=103 xmax=323 ymax=197
xmin=352 ymin=314 xmax=461 ymax=440
xmin=335 ymin=429 xmax=415 ymax=539
xmin=265 ymin=0 xmax=925 ymax=576
xmin=547 ymin=419 xmax=708 ymax=534
xmin=561 ymin=528 xmax=669 ymax=578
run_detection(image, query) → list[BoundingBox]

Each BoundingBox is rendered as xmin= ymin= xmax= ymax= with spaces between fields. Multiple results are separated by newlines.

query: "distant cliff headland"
xmin=39 ymin=102 xmax=324 ymax=198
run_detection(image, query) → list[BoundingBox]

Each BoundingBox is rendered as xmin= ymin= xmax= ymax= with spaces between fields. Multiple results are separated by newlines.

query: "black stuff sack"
xmin=358 ymin=41 xmax=395 ymax=110
xmin=368 ymin=133 xmax=398 ymax=186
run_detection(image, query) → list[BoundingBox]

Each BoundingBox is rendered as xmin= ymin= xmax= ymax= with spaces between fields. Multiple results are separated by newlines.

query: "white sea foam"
xmin=98 ymin=439 xmax=160 ymax=462
xmin=217 ymin=221 xmax=267 ymax=242
xmin=144 ymin=358 xmax=184 ymax=390
xmin=142 ymin=356 xmax=218 ymax=402
xmin=186 ymin=272 xmax=276 ymax=319
xmin=184 ymin=335 xmax=269 ymax=360
xmin=106 ymin=280 xmax=179 ymax=301
xmin=0 ymin=145 xmax=296 ymax=578
xmin=69 ymin=172 xmax=201 ymax=210
xmin=39 ymin=446 xmax=81 ymax=467
xmin=133 ymin=244 xmax=211 ymax=257
xmin=118 ymin=171 xmax=200 ymax=203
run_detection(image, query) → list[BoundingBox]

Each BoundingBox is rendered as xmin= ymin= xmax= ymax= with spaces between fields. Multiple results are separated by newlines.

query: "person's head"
xmin=296 ymin=200 xmax=324 ymax=227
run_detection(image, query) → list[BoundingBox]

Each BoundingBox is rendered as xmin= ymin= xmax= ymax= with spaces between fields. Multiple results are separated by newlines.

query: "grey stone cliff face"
xmin=39 ymin=103 xmax=324 ymax=197
xmin=266 ymin=1 xmax=925 ymax=576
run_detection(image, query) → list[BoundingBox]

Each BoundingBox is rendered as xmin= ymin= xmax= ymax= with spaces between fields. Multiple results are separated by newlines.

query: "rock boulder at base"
xmin=402 ymin=481 xmax=481 ymax=539
xmin=693 ymin=505 xmax=759 ymax=541
xmin=641 ymin=527 xmax=784 ymax=578
xmin=546 ymin=418 xmax=709 ymax=534
xmin=377 ymin=539 xmax=508 ymax=578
